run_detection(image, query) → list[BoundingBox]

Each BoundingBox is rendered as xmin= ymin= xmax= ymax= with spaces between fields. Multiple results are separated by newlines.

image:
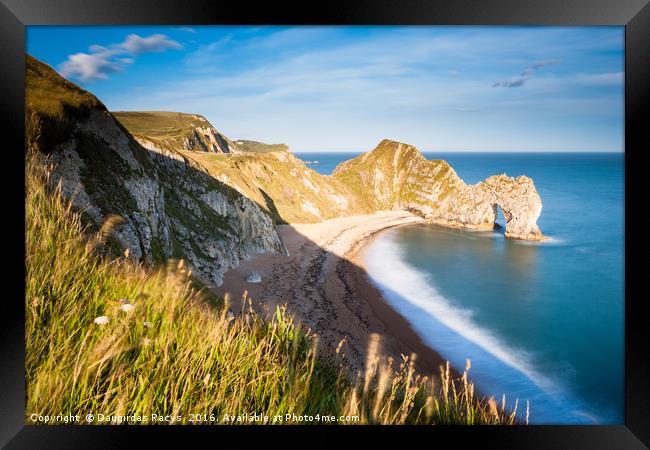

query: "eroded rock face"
xmin=175 ymin=138 xmax=544 ymax=240
xmin=333 ymin=139 xmax=544 ymax=240
xmin=117 ymin=118 xmax=545 ymax=240
xmin=475 ymin=175 xmax=543 ymax=240
xmin=170 ymin=147 xmax=373 ymax=225
xmin=44 ymin=109 xmax=286 ymax=285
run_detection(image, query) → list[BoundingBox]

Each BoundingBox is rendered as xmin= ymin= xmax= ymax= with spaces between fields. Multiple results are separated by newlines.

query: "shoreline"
xmin=345 ymin=227 xmax=454 ymax=376
xmin=213 ymin=211 xmax=453 ymax=377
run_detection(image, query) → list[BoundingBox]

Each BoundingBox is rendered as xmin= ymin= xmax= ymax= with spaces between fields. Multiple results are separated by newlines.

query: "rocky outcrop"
xmin=333 ymin=139 xmax=544 ymax=240
xmin=474 ymin=175 xmax=543 ymax=240
xmin=26 ymin=56 xmax=285 ymax=287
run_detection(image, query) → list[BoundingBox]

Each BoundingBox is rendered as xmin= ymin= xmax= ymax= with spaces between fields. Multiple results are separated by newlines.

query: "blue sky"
xmin=27 ymin=26 xmax=624 ymax=152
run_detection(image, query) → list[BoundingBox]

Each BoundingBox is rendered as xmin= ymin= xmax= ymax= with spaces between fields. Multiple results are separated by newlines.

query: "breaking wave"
xmin=362 ymin=229 xmax=596 ymax=424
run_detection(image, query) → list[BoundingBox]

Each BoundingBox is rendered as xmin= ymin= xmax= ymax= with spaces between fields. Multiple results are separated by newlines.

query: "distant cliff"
xmin=178 ymin=150 xmax=372 ymax=224
xmin=112 ymin=111 xmax=242 ymax=154
xmin=333 ymin=140 xmax=543 ymax=240
xmin=232 ymin=140 xmax=289 ymax=154
xmin=119 ymin=117 xmax=543 ymax=239
xmin=26 ymin=55 xmax=285 ymax=287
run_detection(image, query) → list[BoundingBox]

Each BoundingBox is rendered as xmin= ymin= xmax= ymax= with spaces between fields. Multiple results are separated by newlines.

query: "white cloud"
xmin=58 ymin=33 xmax=181 ymax=82
xmin=105 ymin=27 xmax=623 ymax=152
xmin=184 ymin=35 xmax=233 ymax=67
xmin=119 ymin=33 xmax=182 ymax=54
xmin=59 ymin=49 xmax=125 ymax=82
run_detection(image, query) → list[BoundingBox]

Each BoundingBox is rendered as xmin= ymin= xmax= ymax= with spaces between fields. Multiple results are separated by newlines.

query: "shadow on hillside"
xmin=259 ymin=189 xmax=288 ymax=225
xmin=35 ymin=115 xmax=447 ymax=377
xmin=39 ymin=115 xmax=529 ymax=385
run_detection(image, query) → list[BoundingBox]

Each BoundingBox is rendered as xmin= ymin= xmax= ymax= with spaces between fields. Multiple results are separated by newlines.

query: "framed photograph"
xmin=2 ymin=0 xmax=648 ymax=448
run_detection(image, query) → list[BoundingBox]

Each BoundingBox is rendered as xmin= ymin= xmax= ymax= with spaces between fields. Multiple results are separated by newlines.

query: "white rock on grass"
xmin=246 ymin=272 xmax=262 ymax=283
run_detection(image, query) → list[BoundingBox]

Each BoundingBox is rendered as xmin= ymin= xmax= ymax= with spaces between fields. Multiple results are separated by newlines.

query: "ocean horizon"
xmin=298 ymin=151 xmax=625 ymax=424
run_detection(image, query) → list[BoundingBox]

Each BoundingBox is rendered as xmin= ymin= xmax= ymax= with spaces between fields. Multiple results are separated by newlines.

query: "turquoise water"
xmin=296 ymin=151 xmax=624 ymax=424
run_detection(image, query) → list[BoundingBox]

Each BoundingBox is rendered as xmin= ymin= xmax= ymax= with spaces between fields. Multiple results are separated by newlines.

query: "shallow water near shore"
xmin=301 ymin=151 xmax=624 ymax=424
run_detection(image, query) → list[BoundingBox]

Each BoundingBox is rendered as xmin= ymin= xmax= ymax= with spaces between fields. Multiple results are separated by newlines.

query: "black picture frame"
xmin=1 ymin=0 xmax=647 ymax=448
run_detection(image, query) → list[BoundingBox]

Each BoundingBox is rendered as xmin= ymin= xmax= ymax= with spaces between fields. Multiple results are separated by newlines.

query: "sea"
xmin=294 ymin=151 xmax=624 ymax=424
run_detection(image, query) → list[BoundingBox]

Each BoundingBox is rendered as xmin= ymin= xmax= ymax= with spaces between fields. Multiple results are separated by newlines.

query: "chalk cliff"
xmin=175 ymin=138 xmax=543 ymax=240
xmin=333 ymin=139 xmax=543 ymax=240
xmin=176 ymin=149 xmax=371 ymax=224
xmin=26 ymin=55 xmax=285 ymax=287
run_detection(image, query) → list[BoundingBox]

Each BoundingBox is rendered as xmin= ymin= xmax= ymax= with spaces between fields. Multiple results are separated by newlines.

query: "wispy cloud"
xmin=492 ymin=60 xmax=558 ymax=88
xmin=574 ymin=71 xmax=623 ymax=86
xmin=59 ymin=34 xmax=182 ymax=82
xmin=184 ymin=35 xmax=233 ymax=68
xmin=98 ymin=27 xmax=623 ymax=152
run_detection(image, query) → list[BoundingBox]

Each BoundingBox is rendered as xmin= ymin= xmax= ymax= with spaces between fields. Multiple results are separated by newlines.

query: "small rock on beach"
xmin=246 ymin=272 xmax=262 ymax=283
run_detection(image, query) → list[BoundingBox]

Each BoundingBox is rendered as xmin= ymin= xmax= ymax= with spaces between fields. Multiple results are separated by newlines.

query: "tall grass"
xmin=26 ymin=143 xmax=522 ymax=425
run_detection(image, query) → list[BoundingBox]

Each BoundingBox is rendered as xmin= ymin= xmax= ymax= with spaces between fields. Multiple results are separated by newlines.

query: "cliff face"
xmin=333 ymin=139 xmax=544 ymax=240
xmin=26 ymin=56 xmax=285 ymax=287
xmin=112 ymin=111 xmax=242 ymax=155
xmin=178 ymin=138 xmax=542 ymax=240
xmin=121 ymin=124 xmax=544 ymax=239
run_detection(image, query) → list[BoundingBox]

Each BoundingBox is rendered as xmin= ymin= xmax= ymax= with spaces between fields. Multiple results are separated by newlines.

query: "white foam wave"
xmin=364 ymin=232 xmax=554 ymax=391
xmin=542 ymin=236 xmax=567 ymax=245
xmin=362 ymin=230 xmax=601 ymax=423
xmin=512 ymin=235 xmax=567 ymax=246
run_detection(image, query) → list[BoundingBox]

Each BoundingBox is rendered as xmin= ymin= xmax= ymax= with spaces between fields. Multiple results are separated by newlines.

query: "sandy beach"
xmin=215 ymin=210 xmax=450 ymax=376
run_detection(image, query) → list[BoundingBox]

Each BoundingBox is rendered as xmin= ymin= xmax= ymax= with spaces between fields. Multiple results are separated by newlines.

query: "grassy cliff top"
xmin=233 ymin=140 xmax=289 ymax=153
xmin=26 ymin=55 xmax=109 ymax=151
xmin=26 ymin=55 xmax=105 ymax=119
xmin=332 ymin=139 xmax=424 ymax=175
xmin=113 ymin=112 xmax=288 ymax=154
xmin=112 ymin=111 xmax=212 ymax=140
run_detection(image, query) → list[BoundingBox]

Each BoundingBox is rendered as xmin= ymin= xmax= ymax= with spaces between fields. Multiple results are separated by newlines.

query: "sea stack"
xmin=476 ymin=174 xmax=543 ymax=240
